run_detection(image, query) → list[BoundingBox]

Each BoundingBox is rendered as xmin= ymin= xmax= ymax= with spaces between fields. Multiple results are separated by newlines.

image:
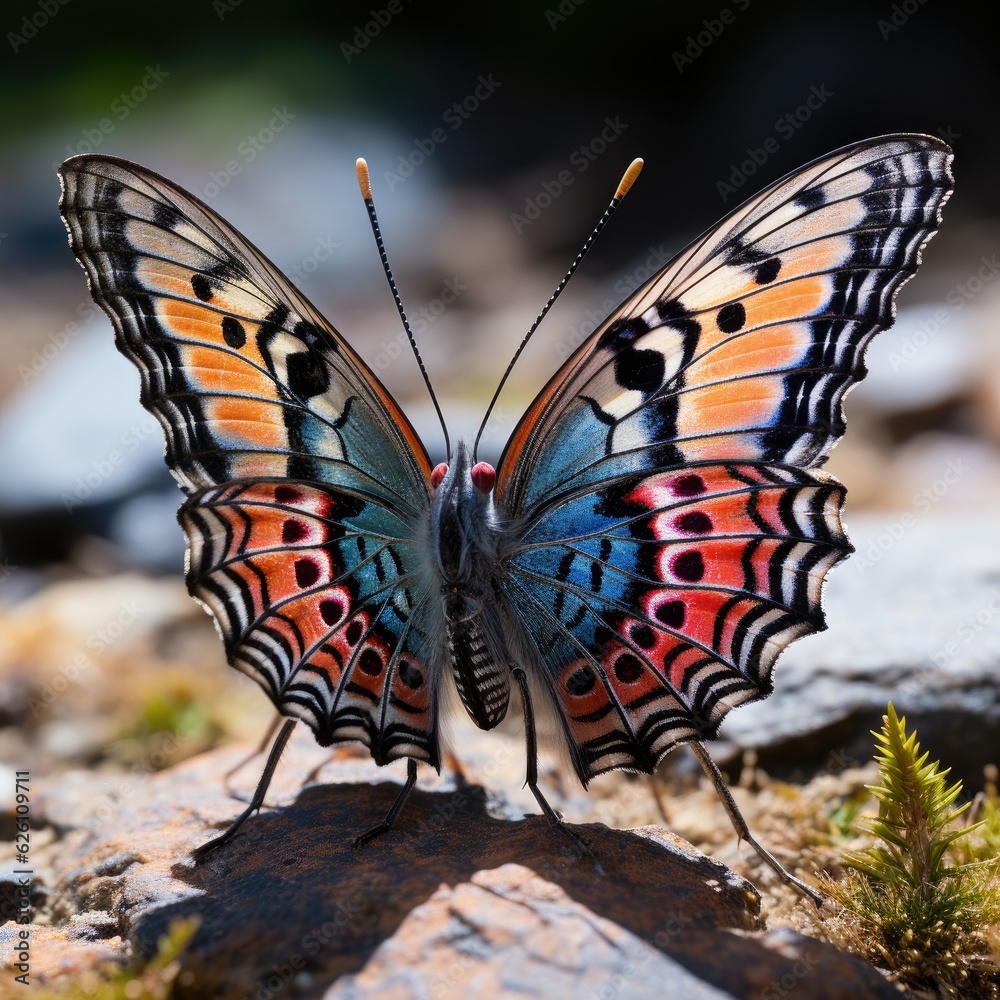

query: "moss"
xmin=820 ymin=704 xmax=1000 ymax=997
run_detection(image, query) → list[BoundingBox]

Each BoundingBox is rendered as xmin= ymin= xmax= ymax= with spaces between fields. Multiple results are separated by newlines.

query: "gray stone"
xmin=720 ymin=512 xmax=1000 ymax=787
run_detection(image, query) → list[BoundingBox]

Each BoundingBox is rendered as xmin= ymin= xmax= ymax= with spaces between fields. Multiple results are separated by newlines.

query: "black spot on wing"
xmin=294 ymin=319 xmax=331 ymax=350
xmin=256 ymin=304 xmax=291 ymax=356
xmin=657 ymin=298 xmax=701 ymax=339
xmin=615 ymin=348 xmax=665 ymax=395
xmin=725 ymin=239 xmax=769 ymax=267
xmin=613 ymin=654 xmax=643 ymax=683
xmin=673 ymin=550 xmax=704 ymax=582
xmin=675 ymin=511 xmax=712 ymax=534
xmin=656 ymin=600 xmax=685 ymax=628
xmin=567 ymin=664 xmax=596 ymax=696
xmin=794 ymin=186 xmax=826 ymax=210
xmin=287 ymin=350 xmax=330 ymax=399
xmin=553 ymin=550 xmax=575 ymax=617
xmin=191 ymin=274 xmax=215 ymax=301
xmin=754 ymin=257 xmax=781 ymax=284
xmin=152 ymin=202 xmax=183 ymax=229
xmin=222 ymin=316 xmax=246 ymax=349
xmin=716 ymin=302 xmax=746 ymax=333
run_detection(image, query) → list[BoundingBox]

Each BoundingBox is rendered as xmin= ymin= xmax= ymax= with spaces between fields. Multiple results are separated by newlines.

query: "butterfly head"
xmin=431 ymin=442 xmax=501 ymax=585
xmin=431 ymin=458 xmax=496 ymax=495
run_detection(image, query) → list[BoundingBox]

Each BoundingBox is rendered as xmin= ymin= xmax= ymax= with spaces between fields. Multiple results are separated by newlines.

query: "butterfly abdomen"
xmin=444 ymin=591 xmax=510 ymax=730
xmin=432 ymin=443 xmax=512 ymax=730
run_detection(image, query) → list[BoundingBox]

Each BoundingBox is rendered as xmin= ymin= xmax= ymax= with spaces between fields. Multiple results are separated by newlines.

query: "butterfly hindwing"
xmin=506 ymin=462 xmax=848 ymax=778
xmin=497 ymin=135 xmax=952 ymax=782
xmin=181 ymin=481 xmax=438 ymax=764
xmin=59 ymin=155 xmax=438 ymax=764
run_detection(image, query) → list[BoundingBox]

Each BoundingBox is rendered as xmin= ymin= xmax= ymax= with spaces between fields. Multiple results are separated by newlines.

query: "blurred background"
xmin=1 ymin=0 xmax=999 ymax=783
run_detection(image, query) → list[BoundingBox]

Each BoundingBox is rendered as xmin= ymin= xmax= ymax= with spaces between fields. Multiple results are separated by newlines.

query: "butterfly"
xmin=58 ymin=135 xmax=952 ymax=891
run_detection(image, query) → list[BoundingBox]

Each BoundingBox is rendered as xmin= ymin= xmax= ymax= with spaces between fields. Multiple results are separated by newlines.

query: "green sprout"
xmin=28 ymin=916 xmax=199 ymax=999
xmin=822 ymin=704 xmax=1000 ymax=997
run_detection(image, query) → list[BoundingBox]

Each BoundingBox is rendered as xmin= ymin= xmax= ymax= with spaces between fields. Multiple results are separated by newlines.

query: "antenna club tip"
xmin=356 ymin=158 xmax=373 ymax=200
xmin=615 ymin=158 xmax=644 ymax=200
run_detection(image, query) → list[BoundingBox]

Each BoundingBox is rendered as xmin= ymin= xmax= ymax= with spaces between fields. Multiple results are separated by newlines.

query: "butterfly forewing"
xmin=497 ymin=136 xmax=953 ymax=510
xmin=495 ymin=135 xmax=952 ymax=783
xmin=58 ymin=155 xmax=431 ymax=509
xmin=58 ymin=155 xmax=439 ymax=764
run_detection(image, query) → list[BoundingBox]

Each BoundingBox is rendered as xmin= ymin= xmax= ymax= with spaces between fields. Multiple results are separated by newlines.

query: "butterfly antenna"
xmin=473 ymin=157 xmax=644 ymax=461
xmin=357 ymin=158 xmax=451 ymax=461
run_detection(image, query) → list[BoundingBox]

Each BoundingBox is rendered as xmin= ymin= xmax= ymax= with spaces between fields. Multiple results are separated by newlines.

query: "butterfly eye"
xmin=471 ymin=462 xmax=496 ymax=494
xmin=430 ymin=463 xmax=448 ymax=489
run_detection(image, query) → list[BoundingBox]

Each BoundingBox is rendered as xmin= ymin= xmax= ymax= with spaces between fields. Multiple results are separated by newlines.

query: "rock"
xmin=3 ymin=738 xmax=899 ymax=999
xmin=328 ymin=869 xmax=905 ymax=1000
xmin=719 ymin=512 xmax=1000 ymax=788
xmin=0 ymin=573 xmax=268 ymax=776
xmin=0 ymin=321 xmax=185 ymax=571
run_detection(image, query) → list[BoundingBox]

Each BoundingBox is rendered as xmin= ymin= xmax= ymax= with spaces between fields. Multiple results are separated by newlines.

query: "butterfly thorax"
xmin=431 ymin=442 xmax=511 ymax=731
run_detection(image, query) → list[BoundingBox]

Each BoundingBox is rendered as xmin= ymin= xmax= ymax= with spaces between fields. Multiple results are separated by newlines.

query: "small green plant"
xmin=822 ymin=704 xmax=1000 ymax=997
xmin=28 ymin=916 xmax=199 ymax=999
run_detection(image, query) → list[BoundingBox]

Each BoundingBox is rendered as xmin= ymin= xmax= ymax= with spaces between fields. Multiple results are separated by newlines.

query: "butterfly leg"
xmin=688 ymin=741 xmax=823 ymax=906
xmin=223 ymin=711 xmax=284 ymax=792
xmin=513 ymin=668 xmax=604 ymax=875
xmin=192 ymin=718 xmax=297 ymax=863
xmin=353 ymin=758 xmax=419 ymax=849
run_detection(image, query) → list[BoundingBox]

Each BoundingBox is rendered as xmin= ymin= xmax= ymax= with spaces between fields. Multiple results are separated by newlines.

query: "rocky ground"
xmin=1 ymin=511 xmax=999 ymax=997
xmin=3 ymin=732 xmax=904 ymax=1000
